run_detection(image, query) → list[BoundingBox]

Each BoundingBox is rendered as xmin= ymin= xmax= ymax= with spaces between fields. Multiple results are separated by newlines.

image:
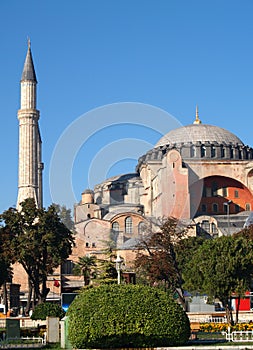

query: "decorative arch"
xmin=191 ymin=175 xmax=253 ymax=217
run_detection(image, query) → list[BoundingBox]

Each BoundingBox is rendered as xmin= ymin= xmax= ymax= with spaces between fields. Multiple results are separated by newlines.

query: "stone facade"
xmin=69 ymin=111 xmax=253 ymax=278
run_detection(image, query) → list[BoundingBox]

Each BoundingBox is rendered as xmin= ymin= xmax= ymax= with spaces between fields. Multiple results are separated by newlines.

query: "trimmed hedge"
xmin=31 ymin=302 xmax=65 ymax=320
xmin=67 ymin=284 xmax=190 ymax=348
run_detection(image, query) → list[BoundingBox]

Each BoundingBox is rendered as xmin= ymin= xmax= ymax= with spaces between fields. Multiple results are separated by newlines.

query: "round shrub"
xmin=67 ymin=284 xmax=190 ymax=348
xmin=31 ymin=302 xmax=65 ymax=320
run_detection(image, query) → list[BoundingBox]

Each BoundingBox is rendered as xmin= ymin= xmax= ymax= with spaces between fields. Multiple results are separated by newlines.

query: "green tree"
xmin=51 ymin=203 xmax=75 ymax=232
xmin=0 ymin=228 xmax=12 ymax=287
xmin=95 ymin=239 xmax=118 ymax=284
xmin=67 ymin=284 xmax=190 ymax=348
xmin=73 ymin=255 xmax=97 ymax=285
xmin=0 ymin=227 xmax=13 ymax=313
xmin=134 ymin=217 xmax=189 ymax=307
xmin=31 ymin=302 xmax=65 ymax=320
xmin=182 ymin=234 xmax=253 ymax=324
xmin=0 ymin=198 xmax=75 ymax=309
xmin=175 ymin=235 xmax=205 ymax=275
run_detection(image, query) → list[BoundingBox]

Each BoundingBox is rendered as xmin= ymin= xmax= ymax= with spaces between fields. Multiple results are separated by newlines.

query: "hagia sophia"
xmin=9 ymin=42 xmax=253 ymax=302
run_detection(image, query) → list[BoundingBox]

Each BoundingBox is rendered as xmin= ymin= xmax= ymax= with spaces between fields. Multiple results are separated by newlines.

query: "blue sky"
xmin=1 ymin=0 xmax=253 ymax=213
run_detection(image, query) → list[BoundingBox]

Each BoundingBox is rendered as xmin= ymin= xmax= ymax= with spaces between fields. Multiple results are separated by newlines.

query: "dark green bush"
xmin=67 ymin=284 xmax=190 ymax=348
xmin=31 ymin=302 xmax=65 ymax=320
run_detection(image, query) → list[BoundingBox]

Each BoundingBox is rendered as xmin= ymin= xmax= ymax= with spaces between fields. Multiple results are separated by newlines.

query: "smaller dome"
xmin=82 ymin=188 xmax=94 ymax=195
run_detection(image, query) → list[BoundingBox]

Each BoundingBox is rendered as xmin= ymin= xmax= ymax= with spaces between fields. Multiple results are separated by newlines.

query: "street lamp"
xmin=225 ymin=200 xmax=232 ymax=235
xmin=115 ymin=252 xmax=123 ymax=285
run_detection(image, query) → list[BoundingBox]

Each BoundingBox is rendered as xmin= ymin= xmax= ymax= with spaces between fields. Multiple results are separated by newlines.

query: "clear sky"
xmin=1 ymin=0 xmax=253 ymax=213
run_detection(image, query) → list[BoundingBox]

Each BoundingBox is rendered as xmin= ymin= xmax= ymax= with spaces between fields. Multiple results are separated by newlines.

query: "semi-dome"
xmin=156 ymin=124 xmax=244 ymax=148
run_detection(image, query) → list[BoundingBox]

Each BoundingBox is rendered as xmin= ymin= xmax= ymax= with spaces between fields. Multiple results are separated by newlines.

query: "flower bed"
xmin=200 ymin=322 xmax=253 ymax=332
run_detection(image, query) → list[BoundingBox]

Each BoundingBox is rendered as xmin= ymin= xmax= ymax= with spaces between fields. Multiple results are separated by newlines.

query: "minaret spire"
xmin=17 ymin=41 xmax=43 ymax=209
xmin=21 ymin=39 xmax=37 ymax=83
xmin=193 ymin=105 xmax=202 ymax=124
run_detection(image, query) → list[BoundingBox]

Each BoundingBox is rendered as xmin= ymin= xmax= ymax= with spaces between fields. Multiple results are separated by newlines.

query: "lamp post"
xmin=225 ymin=200 xmax=232 ymax=235
xmin=115 ymin=252 xmax=123 ymax=285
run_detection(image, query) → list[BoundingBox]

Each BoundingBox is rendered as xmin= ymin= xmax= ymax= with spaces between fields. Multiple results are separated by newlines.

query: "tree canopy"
xmin=134 ymin=217 xmax=189 ymax=306
xmin=179 ymin=233 xmax=253 ymax=324
xmin=0 ymin=198 xmax=75 ymax=308
xmin=51 ymin=203 xmax=75 ymax=232
xmin=73 ymin=255 xmax=97 ymax=285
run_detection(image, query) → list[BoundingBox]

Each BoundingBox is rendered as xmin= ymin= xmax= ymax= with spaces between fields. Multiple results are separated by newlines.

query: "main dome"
xmin=156 ymin=124 xmax=244 ymax=147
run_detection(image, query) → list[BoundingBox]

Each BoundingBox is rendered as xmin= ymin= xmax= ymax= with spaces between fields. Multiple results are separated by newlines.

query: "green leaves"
xmin=31 ymin=302 xmax=65 ymax=320
xmin=0 ymin=198 xmax=75 ymax=305
xmin=73 ymin=255 xmax=97 ymax=285
xmin=178 ymin=233 xmax=253 ymax=324
xmin=135 ymin=217 xmax=188 ymax=291
xmin=67 ymin=284 xmax=191 ymax=348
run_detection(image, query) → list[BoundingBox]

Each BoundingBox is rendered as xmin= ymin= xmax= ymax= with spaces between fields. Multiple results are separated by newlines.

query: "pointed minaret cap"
xmin=21 ymin=38 xmax=37 ymax=83
xmin=193 ymin=105 xmax=202 ymax=124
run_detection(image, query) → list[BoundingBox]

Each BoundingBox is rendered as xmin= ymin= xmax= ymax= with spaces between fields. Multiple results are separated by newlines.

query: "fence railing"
xmin=222 ymin=329 xmax=253 ymax=342
xmin=0 ymin=318 xmax=46 ymax=329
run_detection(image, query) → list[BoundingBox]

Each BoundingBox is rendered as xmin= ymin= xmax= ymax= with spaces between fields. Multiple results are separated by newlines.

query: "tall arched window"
xmin=125 ymin=216 xmax=133 ymax=234
xmin=190 ymin=146 xmax=196 ymax=157
xmin=112 ymin=221 xmax=119 ymax=233
xmin=246 ymin=203 xmax=251 ymax=211
xmin=201 ymin=204 xmax=207 ymax=213
xmin=211 ymin=146 xmax=216 ymax=158
xmin=201 ymin=145 xmax=206 ymax=158
xmin=235 ymin=204 xmax=240 ymax=213
xmin=212 ymin=203 xmax=218 ymax=213
xmin=221 ymin=145 xmax=225 ymax=158
xmin=211 ymin=181 xmax=218 ymax=197
xmin=138 ymin=222 xmax=145 ymax=235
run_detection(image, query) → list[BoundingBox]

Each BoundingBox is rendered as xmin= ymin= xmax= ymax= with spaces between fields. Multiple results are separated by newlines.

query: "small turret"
xmin=81 ymin=189 xmax=94 ymax=204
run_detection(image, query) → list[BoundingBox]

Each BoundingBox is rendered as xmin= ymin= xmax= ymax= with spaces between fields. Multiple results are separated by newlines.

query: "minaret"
xmin=17 ymin=40 xmax=43 ymax=209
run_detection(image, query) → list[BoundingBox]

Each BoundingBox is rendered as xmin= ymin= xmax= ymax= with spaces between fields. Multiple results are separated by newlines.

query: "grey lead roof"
xmin=156 ymin=124 xmax=243 ymax=147
xmin=21 ymin=44 xmax=37 ymax=82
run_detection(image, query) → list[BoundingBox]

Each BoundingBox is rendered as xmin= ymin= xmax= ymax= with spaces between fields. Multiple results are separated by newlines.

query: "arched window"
xmin=212 ymin=203 xmax=218 ymax=213
xmin=222 ymin=187 xmax=228 ymax=197
xmin=211 ymin=223 xmax=218 ymax=237
xmin=211 ymin=146 xmax=216 ymax=158
xmin=190 ymin=146 xmax=196 ymax=157
xmin=221 ymin=146 xmax=225 ymax=158
xmin=246 ymin=203 xmax=251 ymax=211
xmin=201 ymin=145 xmax=206 ymax=158
xmin=138 ymin=222 xmax=146 ymax=235
xmin=112 ymin=221 xmax=119 ymax=233
xmin=201 ymin=204 xmax=207 ymax=213
xmin=201 ymin=220 xmax=210 ymax=233
xmin=211 ymin=182 xmax=218 ymax=197
xmin=235 ymin=204 xmax=240 ymax=213
xmin=125 ymin=217 xmax=133 ymax=234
